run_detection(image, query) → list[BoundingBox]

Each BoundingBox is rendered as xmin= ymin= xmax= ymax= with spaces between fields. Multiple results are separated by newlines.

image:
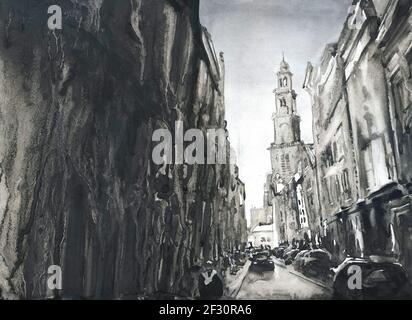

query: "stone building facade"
xmin=250 ymin=174 xmax=274 ymax=232
xmin=304 ymin=0 xmax=412 ymax=271
xmin=303 ymin=42 xmax=361 ymax=261
xmin=263 ymin=173 xmax=275 ymax=226
xmin=0 ymin=0 xmax=247 ymax=299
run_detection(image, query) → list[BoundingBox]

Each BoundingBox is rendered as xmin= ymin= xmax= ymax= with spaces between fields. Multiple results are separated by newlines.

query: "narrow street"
xmin=235 ymin=258 xmax=331 ymax=300
xmin=0 ymin=0 xmax=411 ymax=303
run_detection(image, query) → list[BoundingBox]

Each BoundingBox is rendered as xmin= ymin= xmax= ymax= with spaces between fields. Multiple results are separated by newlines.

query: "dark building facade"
xmin=0 ymin=0 xmax=247 ymax=299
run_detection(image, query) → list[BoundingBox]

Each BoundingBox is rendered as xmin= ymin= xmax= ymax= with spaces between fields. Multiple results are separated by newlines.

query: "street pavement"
xmin=235 ymin=257 xmax=332 ymax=300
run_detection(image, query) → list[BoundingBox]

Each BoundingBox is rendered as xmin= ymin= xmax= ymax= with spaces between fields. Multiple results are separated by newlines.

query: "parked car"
xmin=273 ymin=247 xmax=286 ymax=258
xmin=250 ymin=251 xmax=275 ymax=272
xmin=284 ymin=249 xmax=300 ymax=265
xmin=281 ymin=245 xmax=298 ymax=259
xmin=332 ymin=256 xmax=412 ymax=300
xmin=300 ymin=249 xmax=332 ymax=279
xmin=293 ymin=250 xmax=309 ymax=272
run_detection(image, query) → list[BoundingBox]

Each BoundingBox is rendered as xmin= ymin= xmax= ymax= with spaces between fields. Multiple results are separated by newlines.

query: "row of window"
xmin=279 ymin=154 xmax=291 ymax=174
xmin=323 ymin=169 xmax=351 ymax=206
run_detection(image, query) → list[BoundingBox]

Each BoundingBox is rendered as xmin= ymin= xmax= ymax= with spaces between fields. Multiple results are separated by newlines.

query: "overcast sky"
xmin=200 ymin=0 xmax=352 ymax=224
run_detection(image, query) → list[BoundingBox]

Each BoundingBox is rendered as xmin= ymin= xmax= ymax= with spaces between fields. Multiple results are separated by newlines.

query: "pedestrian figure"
xmin=229 ymin=254 xmax=239 ymax=275
xmin=198 ymin=261 xmax=223 ymax=300
xmin=223 ymin=252 xmax=231 ymax=272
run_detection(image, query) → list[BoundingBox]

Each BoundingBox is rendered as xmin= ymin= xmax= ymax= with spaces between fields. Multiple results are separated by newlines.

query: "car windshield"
xmin=297 ymin=251 xmax=307 ymax=258
xmin=310 ymin=251 xmax=328 ymax=259
xmin=255 ymin=254 xmax=268 ymax=261
xmin=291 ymin=250 xmax=299 ymax=257
xmin=363 ymin=264 xmax=407 ymax=286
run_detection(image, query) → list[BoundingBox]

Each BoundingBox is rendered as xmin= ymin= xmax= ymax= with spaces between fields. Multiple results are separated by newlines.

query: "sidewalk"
xmin=223 ymin=260 xmax=251 ymax=299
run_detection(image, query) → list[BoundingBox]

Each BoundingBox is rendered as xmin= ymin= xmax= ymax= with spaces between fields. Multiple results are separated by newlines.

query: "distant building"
xmin=250 ymin=207 xmax=267 ymax=232
xmin=250 ymin=224 xmax=276 ymax=248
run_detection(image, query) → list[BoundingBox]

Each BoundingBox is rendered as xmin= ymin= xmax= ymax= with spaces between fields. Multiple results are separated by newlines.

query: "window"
xmin=311 ymin=252 xmax=327 ymax=259
xmin=334 ymin=125 xmax=345 ymax=160
xmin=285 ymin=154 xmax=291 ymax=171
xmin=362 ymin=135 xmax=389 ymax=190
xmin=281 ymin=155 xmax=287 ymax=173
xmin=342 ymin=169 xmax=349 ymax=190
xmin=325 ymin=144 xmax=334 ymax=167
xmin=324 ymin=177 xmax=332 ymax=205
xmin=363 ymin=145 xmax=374 ymax=190
xmin=393 ymin=79 xmax=407 ymax=112
xmin=391 ymin=67 xmax=411 ymax=157
xmin=333 ymin=142 xmax=338 ymax=161
xmin=307 ymin=194 xmax=313 ymax=206
xmin=335 ymin=176 xmax=341 ymax=200
xmin=342 ymin=169 xmax=351 ymax=199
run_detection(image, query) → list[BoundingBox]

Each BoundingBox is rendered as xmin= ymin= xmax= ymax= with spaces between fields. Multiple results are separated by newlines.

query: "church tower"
xmin=273 ymin=57 xmax=301 ymax=144
xmin=269 ymin=57 xmax=313 ymax=244
xmin=269 ymin=57 xmax=303 ymax=180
